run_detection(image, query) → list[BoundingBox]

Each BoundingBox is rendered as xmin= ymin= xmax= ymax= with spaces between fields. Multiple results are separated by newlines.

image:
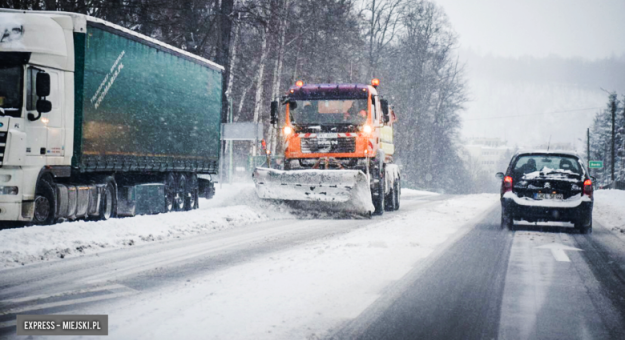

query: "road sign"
xmin=589 ymin=161 xmax=603 ymax=169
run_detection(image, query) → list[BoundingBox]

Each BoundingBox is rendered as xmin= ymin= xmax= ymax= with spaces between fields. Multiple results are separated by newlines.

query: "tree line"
xmin=589 ymin=93 xmax=625 ymax=185
xmin=2 ymin=0 xmax=471 ymax=193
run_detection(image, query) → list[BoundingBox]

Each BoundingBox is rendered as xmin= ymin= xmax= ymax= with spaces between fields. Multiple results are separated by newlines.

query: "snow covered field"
xmin=65 ymin=193 xmax=498 ymax=340
xmin=594 ymin=189 xmax=625 ymax=239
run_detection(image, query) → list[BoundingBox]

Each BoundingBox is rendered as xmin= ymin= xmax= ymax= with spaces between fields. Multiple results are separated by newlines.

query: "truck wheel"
xmin=33 ymin=178 xmax=56 ymax=225
xmin=185 ymin=174 xmax=199 ymax=211
xmin=174 ymin=173 xmax=186 ymax=211
xmin=165 ymin=173 xmax=176 ymax=212
xmin=394 ymin=178 xmax=400 ymax=211
xmin=384 ymin=180 xmax=396 ymax=212
xmin=373 ymin=171 xmax=385 ymax=216
xmin=99 ymin=178 xmax=117 ymax=220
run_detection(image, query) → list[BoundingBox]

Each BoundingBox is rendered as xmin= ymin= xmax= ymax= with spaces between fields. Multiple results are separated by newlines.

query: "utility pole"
xmin=587 ymin=128 xmax=590 ymax=171
xmin=611 ymin=95 xmax=616 ymax=183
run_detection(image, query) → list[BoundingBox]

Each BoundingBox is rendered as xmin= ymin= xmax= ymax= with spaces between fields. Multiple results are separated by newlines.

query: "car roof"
xmin=513 ymin=150 xmax=581 ymax=158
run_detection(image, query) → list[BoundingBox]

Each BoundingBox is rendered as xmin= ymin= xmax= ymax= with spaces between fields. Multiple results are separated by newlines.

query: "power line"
xmin=464 ymin=107 xmax=603 ymax=121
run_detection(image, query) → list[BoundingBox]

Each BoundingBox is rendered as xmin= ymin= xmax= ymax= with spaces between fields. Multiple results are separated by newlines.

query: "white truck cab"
xmin=0 ymin=11 xmax=82 ymax=221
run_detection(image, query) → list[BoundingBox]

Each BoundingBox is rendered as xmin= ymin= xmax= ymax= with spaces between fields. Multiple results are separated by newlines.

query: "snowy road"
xmin=1 ymin=188 xmax=625 ymax=339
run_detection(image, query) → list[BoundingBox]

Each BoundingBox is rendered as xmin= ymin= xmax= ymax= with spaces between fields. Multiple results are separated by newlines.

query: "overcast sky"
xmin=434 ymin=0 xmax=625 ymax=60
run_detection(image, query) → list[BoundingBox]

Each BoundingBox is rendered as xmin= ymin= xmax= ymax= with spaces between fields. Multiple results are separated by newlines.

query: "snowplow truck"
xmin=253 ymin=80 xmax=400 ymax=215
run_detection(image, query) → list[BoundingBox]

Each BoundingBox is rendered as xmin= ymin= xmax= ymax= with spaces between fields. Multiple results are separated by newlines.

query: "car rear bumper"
xmin=502 ymin=197 xmax=593 ymax=223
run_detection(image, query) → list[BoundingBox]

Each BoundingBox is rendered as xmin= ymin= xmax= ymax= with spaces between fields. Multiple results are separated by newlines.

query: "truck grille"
xmin=0 ymin=131 xmax=6 ymax=167
xmin=300 ymin=137 xmax=356 ymax=154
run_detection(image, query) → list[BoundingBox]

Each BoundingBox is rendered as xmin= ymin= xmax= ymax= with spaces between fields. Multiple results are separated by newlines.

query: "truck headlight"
xmin=0 ymin=186 xmax=18 ymax=195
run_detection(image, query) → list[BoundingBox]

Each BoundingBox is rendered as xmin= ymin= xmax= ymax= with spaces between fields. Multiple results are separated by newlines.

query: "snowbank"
xmin=0 ymin=184 xmax=292 ymax=269
xmin=401 ymin=188 xmax=440 ymax=197
xmin=593 ymin=190 xmax=625 ymax=239
xmin=74 ymin=194 xmax=498 ymax=340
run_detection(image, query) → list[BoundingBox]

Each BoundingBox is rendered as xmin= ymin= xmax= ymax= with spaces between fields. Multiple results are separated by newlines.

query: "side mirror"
xmin=270 ymin=101 xmax=278 ymax=125
xmin=495 ymin=172 xmax=504 ymax=180
xmin=36 ymin=72 xmax=51 ymax=97
xmin=289 ymin=101 xmax=297 ymax=110
xmin=380 ymin=99 xmax=390 ymax=123
xmin=37 ymin=99 xmax=52 ymax=113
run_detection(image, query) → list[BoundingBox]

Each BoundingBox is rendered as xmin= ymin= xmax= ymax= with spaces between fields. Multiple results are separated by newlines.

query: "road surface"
xmin=1 ymin=191 xmax=624 ymax=339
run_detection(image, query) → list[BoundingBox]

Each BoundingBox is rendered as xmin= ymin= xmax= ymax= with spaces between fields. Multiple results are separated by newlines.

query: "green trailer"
xmin=0 ymin=10 xmax=223 ymax=224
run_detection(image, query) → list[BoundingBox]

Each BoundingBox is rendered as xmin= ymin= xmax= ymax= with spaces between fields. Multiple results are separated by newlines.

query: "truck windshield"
xmin=290 ymin=99 xmax=368 ymax=125
xmin=0 ymin=66 xmax=23 ymax=117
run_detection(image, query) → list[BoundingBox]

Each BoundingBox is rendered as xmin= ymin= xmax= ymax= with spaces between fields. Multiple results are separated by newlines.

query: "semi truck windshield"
xmin=0 ymin=66 xmax=23 ymax=117
xmin=290 ymin=99 xmax=367 ymax=125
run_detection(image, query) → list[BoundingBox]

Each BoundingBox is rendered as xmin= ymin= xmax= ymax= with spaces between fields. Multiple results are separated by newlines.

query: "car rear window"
xmin=513 ymin=154 xmax=582 ymax=177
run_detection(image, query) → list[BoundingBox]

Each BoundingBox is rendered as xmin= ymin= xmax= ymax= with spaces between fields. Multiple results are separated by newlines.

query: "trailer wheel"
xmin=33 ymin=178 xmax=56 ymax=225
xmin=165 ymin=173 xmax=177 ymax=212
xmin=174 ymin=173 xmax=187 ymax=211
xmin=99 ymin=178 xmax=117 ymax=221
xmin=185 ymin=174 xmax=199 ymax=211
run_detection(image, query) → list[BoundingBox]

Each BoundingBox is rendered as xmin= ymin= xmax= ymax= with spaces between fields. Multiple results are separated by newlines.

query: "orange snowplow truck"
xmin=253 ymin=80 xmax=400 ymax=216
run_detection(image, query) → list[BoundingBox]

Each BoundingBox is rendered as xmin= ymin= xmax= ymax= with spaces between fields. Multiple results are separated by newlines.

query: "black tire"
xmin=384 ymin=181 xmax=395 ymax=212
xmin=164 ymin=172 xmax=177 ymax=212
xmin=174 ymin=173 xmax=186 ymax=211
xmin=577 ymin=212 xmax=593 ymax=234
xmin=33 ymin=178 xmax=56 ymax=225
xmin=372 ymin=171 xmax=385 ymax=216
xmin=394 ymin=178 xmax=400 ymax=211
xmin=99 ymin=178 xmax=117 ymax=220
xmin=185 ymin=174 xmax=199 ymax=211
xmin=501 ymin=208 xmax=513 ymax=230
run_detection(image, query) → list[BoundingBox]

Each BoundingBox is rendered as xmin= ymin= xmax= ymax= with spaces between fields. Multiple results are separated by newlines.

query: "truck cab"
xmin=279 ymin=81 xmax=395 ymax=172
xmin=0 ymin=11 xmax=77 ymax=221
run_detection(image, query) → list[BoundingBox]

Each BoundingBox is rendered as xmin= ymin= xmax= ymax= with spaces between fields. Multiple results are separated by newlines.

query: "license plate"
xmin=534 ymin=193 xmax=563 ymax=200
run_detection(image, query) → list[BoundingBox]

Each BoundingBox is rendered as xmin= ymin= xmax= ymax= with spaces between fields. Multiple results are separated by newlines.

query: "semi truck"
xmin=0 ymin=10 xmax=223 ymax=224
xmin=253 ymin=80 xmax=400 ymax=215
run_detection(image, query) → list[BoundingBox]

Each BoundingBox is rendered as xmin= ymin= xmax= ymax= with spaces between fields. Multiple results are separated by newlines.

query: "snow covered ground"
xmin=65 ymin=193 xmax=498 ymax=340
xmin=0 ymin=184 xmax=442 ymax=269
xmin=594 ymin=189 xmax=625 ymax=239
xmin=0 ymin=184 xmax=292 ymax=269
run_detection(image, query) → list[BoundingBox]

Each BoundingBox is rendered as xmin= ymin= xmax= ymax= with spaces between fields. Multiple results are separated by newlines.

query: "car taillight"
xmin=502 ymin=176 xmax=513 ymax=194
xmin=583 ymin=179 xmax=593 ymax=198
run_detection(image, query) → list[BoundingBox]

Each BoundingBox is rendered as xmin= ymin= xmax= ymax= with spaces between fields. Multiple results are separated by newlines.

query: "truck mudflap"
xmin=253 ymin=167 xmax=374 ymax=213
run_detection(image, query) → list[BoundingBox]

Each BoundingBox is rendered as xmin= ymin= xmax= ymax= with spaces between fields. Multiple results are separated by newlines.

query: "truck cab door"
xmin=24 ymin=66 xmax=64 ymax=159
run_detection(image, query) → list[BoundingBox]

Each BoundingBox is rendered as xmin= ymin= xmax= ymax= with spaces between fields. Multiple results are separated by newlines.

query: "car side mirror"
xmin=270 ymin=101 xmax=278 ymax=125
xmin=380 ymin=99 xmax=390 ymax=123
xmin=495 ymin=172 xmax=504 ymax=180
xmin=36 ymin=72 xmax=51 ymax=97
xmin=289 ymin=101 xmax=297 ymax=110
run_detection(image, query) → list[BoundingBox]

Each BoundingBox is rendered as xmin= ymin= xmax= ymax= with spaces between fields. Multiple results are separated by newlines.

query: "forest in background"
xmin=1 ymin=0 xmax=472 ymax=193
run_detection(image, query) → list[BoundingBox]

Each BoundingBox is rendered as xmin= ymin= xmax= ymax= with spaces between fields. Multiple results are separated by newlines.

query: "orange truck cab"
xmin=278 ymin=81 xmax=395 ymax=173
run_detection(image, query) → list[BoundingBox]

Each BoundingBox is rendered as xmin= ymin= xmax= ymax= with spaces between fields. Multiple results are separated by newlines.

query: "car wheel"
xmin=577 ymin=213 xmax=593 ymax=234
xmin=501 ymin=208 xmax=513 ymax=230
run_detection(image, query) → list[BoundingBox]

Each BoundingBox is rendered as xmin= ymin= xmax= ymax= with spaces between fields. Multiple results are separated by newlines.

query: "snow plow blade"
xmin=253 ymin=168 xmax=374 ymax=213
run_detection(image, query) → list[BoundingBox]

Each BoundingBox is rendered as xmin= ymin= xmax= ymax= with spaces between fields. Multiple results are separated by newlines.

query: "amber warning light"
xmin=371 ymin=78 xmax=380 ymax=87
xmin=295 ymin=80 xmax=304 ymax=87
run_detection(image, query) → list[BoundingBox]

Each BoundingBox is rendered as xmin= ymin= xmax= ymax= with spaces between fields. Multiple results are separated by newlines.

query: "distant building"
xmin=530 ymin=142 xmax=575 ymax=152
xmin=464 ymin=137 xmax=514 ymax=174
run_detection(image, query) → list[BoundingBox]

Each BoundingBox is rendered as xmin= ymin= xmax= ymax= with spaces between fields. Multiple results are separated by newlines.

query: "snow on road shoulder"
xmin=401 ymin=188 xmax=440 ymax=197
xmin=87 ymin=194 xmax=498 ymax=340
xmin=594 ymin=189 xmax=625 ymax=240
xmin=0 ymin=184 xmax=291 ymax=269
